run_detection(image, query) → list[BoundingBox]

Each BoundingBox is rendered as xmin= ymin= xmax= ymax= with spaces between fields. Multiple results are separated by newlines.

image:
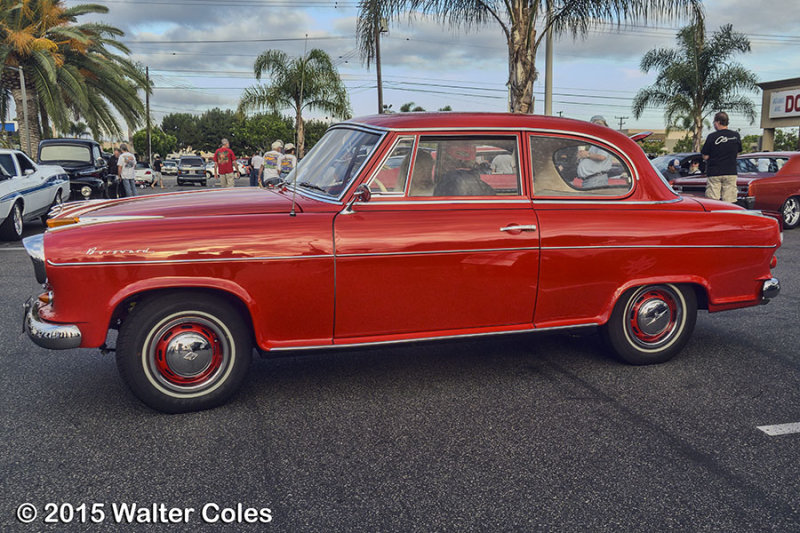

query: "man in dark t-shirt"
xmin=701 ymin=111 xmax=742 ymax=203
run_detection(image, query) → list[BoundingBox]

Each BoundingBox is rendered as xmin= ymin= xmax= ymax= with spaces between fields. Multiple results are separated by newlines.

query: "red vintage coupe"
xmin=671 ymin=152 xmax=800 ymax=229
xmin=22 ymin=113 xmax=782 ymax=412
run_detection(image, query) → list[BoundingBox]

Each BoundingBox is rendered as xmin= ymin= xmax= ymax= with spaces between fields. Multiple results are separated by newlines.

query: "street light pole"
xmin=146 ymin=66 xmax=152 ymax=165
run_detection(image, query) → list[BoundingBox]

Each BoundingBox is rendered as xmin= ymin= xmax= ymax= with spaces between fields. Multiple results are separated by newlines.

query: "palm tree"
xmin=357 ymin=0 xmax=701 ymax=114
xmin=632 ymin=19 xmax=758 ymax=151
xmin=1 ymin=0 xmax=147 ymax=158
xmin=400 ymin=101 xmax=425 ymax=112
xmin=238 ymin=48 xmax=350 ymax=157
xmin=66 ymin=120 xmax=88 ymax=137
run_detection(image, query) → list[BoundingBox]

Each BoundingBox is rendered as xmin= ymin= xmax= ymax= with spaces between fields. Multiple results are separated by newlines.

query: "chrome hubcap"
xmin=636 ymin=299 xmax=672 ymax=336
xmin=784 ymin=198 xmax=799 ymax=226
xmin=164 ymin=331 xmax=214 ymax=378
xmin=12 ymin=205 xmax=22 ymax=235
xmin=148 ymin=315 xmax=230 ymax=392
xmin=625 ymin=286 xmax=683 ymax=349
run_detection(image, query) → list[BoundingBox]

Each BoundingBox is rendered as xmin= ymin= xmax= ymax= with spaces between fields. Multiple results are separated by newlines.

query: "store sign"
xmin=769 ymin=88 xmax=800 ymax=119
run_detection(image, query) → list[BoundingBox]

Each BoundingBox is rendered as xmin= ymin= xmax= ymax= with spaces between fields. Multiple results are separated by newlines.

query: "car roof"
xmin=346 ymin=112 xmax=623 ymax=137
xmin=740 ymin=151 xmax=800 ymax=158
xmin=39 ymin=138 xmax=99 ymax=145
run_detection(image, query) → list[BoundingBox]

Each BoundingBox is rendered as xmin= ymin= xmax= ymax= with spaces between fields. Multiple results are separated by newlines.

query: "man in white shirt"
xmin=249 ymin=151 xmax=264 ymax=187
xmin=259 ymin=140 xmax=284 ymax=187
xmin=117 ymin=143 xmax=137 ymax=197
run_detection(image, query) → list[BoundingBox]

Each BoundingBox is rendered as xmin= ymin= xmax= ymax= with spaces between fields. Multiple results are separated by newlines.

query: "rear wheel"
xmin=781 ymin=196 xmax=800 ymax=229
xmin=41 ymin=190 xmax=63 ymax=224
xmin=116 ymin=292 xmax=253 ymax=413
xmin=0 ymin=201 xmax=24 ymax=240
xmin=602 ymin=284 xmax=696 ymax=365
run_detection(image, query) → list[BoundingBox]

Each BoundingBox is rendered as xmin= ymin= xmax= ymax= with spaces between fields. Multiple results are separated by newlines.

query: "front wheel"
xmin=0 ymin=201 xmax=24 ymax=240
xmin=116 ymin=292 xmax=252 ymax=413
xmin=781 ymin=196 xmax=800 ymax=229
xmin=601 ymin=284 xmax=697 ymax=365
xmin=41 ymin=190 xmax=63 ymax=224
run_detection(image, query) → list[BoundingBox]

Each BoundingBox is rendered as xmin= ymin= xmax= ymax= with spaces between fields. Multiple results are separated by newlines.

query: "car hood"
xmin=55 ymin=187 xmax=300 ymax=220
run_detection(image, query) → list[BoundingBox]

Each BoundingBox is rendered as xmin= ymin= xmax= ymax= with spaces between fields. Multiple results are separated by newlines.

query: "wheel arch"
xmin=107 ymin=281 xmax=257 ymax=345
xmin=601 ymin=278 xmax=709 ymax=325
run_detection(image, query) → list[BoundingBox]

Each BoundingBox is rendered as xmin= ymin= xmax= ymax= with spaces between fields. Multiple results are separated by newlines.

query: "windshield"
xmin=286 ymin=127 xmax=381 ymax=198
xmin=40 ymin=145 xmax=91 ymax=163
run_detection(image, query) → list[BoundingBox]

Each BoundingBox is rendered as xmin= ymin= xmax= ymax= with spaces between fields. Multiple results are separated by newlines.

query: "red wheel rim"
xmin=625 ymin=287 xmax=682 ymax=348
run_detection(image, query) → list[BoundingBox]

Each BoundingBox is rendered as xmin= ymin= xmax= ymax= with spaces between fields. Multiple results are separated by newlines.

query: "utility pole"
xmin=544 ymin=2 xmax=554 ymax=116
xmin=615 ymin=116 xmax=628 ymax=131
xmin=146 ymin=66 xmax=152 ymax=165
xmin=375 ymin=17 xmax=388 ymax=113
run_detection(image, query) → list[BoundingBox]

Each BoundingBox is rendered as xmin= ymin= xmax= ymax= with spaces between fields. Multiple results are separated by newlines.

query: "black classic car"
xmin=37 ymin=138 xmax=117 ymax=200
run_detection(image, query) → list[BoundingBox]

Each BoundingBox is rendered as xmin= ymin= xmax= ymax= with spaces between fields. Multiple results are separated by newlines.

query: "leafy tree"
xmin=672 ymin=134 xmax=694 ymax=153
xmin=639 ymin=139 xmax=665 ymax=157
xmin=741 ymin=134 xmax=760 ymax=152
xmin=774 ymin=128 xmax=799 ymax=152
xmin=195 ymin=108 xmax=239 ymax=153
xmin=232 ymin=112 xmax=293 ymax=154
xmin=238 ymin=48 xmax=350 ymax=157
xmin=400 ymin=101 xmax=425 ymax=112
xmin=132 ymin=127 xmax=177 ymax=160
xmin=0 ymin=0 xmax=147 ymax=158
xmin=303 ymin=119 xmax=331 ymax=152
xmin=161 ymin=113 xmax=199 ymax=150
xmin=439 ymin=105 xmax=453 ymax=111
xmin=65 ymin=121 xmax=88 ymax=138
xmin=357 ymin=0 xmax=699 ymax=114
xmin=632 ymin=18 xmax=758 ymax=151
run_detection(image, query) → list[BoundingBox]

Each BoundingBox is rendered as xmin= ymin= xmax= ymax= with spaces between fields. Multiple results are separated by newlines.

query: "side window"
xmin=409 ymin=136 xmax=521 ymax=197
xmin=92 ymin=145 xmax=102 ymax=162
xmin=15 ymin=153 xmax=36 ymax=175
xmin=0 ymin=154 xmax=15 ymax=177
xmin=530 ymin=135 xmax=632 ymax=197
xmin=368 ymin=136 xmax=415 ymax=195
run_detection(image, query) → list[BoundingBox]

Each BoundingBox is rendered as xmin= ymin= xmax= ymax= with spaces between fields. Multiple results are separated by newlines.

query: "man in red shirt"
xmin=213 ymin=138 xmax=238 ymax=188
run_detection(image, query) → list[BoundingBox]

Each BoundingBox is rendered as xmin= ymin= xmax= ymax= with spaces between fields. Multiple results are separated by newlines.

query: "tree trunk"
xmin=295 ymin=103 xmax=305 ymax=158
xmin=692 ymin=114 xmax=703 ymax=152
xmin=507 ymin=5 xmax=537 ymax=114
xmin=10 ymin=72 xmax=41 ymax=160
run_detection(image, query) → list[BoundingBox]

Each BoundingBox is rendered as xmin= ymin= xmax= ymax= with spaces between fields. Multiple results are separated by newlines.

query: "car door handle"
xmin=500 ymin=225 xmax=537 ymax=232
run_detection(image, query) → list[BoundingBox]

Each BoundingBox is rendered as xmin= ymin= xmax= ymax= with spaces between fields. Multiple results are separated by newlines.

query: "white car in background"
xmin=134 ymin=161 xmax=154 ymax=187
xmin=0 ymin=148 xmax=70 ymax=240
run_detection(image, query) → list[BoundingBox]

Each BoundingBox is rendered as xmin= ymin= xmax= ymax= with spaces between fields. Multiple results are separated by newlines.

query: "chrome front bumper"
xmin=762 ymin=277 xmax=781 ymax=302
xmin=23 ymin=297 xmax=82 ymax=350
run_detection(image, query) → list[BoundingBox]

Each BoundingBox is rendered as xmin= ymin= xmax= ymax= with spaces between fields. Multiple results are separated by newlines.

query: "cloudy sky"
xmin=63 ymin=0 xmax=800 ymax=136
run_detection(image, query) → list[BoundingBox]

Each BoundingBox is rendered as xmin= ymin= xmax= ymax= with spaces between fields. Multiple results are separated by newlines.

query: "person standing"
xmin=152 ymin=154 xmax=164 ymax=189
xmin=702 ymin=111 xmax=742 ymax=203
xmin=213 ymin=138 xmax=237 ymax=188
xmin=117 ymin=144 xmax=137 ymax=197
xmin=249 ymin=151 xmax=263 ymax=187
xmin=280 ymin=143 xmax=297 ymax=179
xmin=107 ymin=147 xmax=121 ymax=198
xmin=260 ymin=140 xmax=284 ymax=187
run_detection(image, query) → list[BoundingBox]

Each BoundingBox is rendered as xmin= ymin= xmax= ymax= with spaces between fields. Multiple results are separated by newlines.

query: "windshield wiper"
xmin=297 ymin=181 xmax=328 ymax=193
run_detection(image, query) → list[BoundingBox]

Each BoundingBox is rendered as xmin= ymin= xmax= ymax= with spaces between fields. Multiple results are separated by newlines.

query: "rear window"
xmin=180 ymin=157 xmax=204 ymax=165
xmin=39 ymin=145 xmax=91 ymax=163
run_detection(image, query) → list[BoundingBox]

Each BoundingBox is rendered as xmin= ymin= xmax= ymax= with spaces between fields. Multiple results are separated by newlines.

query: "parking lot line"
xmin=757 ymin=422 xmax=800 ymax=436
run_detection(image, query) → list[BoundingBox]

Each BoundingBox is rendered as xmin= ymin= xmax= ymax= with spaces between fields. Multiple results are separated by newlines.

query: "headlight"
xmin=81 ymin=186 xmax=92 ymax=198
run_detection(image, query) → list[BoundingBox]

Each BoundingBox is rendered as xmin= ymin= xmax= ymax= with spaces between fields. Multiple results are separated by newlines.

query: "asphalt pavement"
xmin=1 ymin=198 xmax=799 ymax=532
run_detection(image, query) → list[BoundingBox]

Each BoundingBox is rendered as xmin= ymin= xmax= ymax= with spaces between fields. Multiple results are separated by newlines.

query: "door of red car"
xmin=333 ymin=134 xmax=540 ymax=341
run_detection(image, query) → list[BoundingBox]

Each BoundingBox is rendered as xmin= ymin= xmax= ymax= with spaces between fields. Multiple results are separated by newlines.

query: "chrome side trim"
xmin=533 ymin=197 xmax=682 ymax=205
xmin=338 ymin=247 xmax=539 ymax=258
xmin=48 ymin=253 xmax=334 ymax=267
xmin=269 ymin=322 xmax=599 ymax=352
xmin=542 ymin=244 xmax=778 ymax=250
xmin=23 ymin=297 xmax=82 ymax=350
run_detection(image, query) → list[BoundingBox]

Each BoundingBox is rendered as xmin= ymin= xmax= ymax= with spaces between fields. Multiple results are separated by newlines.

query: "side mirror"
xmin=24 ymin=168 xmax=35 ymax=176
xmin=342 ymin=184 xmax=371 ymax=214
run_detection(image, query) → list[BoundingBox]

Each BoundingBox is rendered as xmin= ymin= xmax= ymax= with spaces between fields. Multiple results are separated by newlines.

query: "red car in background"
xmin=671 ymin=152 xmax=800 ymax=228
xmin=22 ymin=113 xmax=782 ymax=412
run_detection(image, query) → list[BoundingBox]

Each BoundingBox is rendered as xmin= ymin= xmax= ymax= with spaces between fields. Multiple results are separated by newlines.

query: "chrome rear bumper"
xmin=762 ymin=278 xmax=781 ymax=302
xmin=23 ymin=297 xmax=82 ymax=350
